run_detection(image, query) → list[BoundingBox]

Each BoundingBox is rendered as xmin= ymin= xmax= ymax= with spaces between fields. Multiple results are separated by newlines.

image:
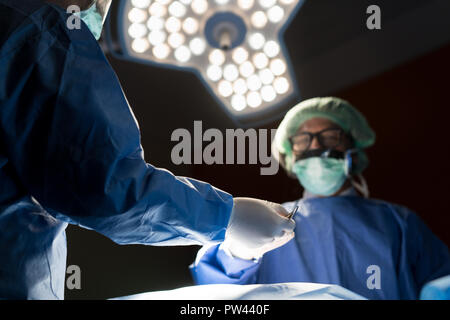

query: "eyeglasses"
xmin=289 ymin=128 xmax=345 ymax=153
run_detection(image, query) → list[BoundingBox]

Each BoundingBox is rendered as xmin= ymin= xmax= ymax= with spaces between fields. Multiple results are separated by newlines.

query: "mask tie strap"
xmin=344 ymin=148 xmax=359 ymax=177
xmin=351 ymin=174 xmax=369 ymax=198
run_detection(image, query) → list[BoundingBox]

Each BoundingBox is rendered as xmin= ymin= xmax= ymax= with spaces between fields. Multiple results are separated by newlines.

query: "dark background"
xmin=65 ymin=0 xmax=450 ymax=299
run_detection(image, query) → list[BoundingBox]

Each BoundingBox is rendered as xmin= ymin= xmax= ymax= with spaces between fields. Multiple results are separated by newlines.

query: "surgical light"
xmin=274 ymin=76 xmax=289 ymax=94
xmin=267 ymin=6 xmax=285 ymax=23
xmin=108 ymin=0 xmax=304 ymax=125
xmin=189 ymin=37 xmax=206 ymax=55
xmin=174 ymin=45 xmax=191 ymax=62
xmin=209 ymin=49 xmax=226 ymax=66
xmin=165 ymin=17 xmax=181 ymax=33
xmin=251 ymin=11 xmax=268 ymax=29
xmin=232 ymin=47 xmax=248 ymax=64
xmin=132 ymin=0 xmax=150 ymax=8
xmin=239 ymin=61 xmax=255 ymax=78
xmin=248 ymin=33 xmax=265 ymax=50
xmin=253 ymin=52 xmax=269 ymax=69
xmin=147 ymin=16 xmax=164 ymax=30
xmin=168 ymin=32 xmax=185 ymax=48
xmin=231 ymin=94 xmax=247 ymax=111
xmin=247 ymin=91 xmax=262 ymax=108
xmin=206 ymin=65 xmax=222 ymax=82
xmin=259 ymin=0 xmax=276 ymax=9
xmin=233 ymin=78 xmax=248 ymax=95
xmin=238 ymin=0 xmax=254 ymax=10
xmin=182 ymin=17 xmax=199 ymax=34
xmin=218 ymin=80 xmax=233 ymax=97
xmin=153 ymin=43 xmax=170 ymax=58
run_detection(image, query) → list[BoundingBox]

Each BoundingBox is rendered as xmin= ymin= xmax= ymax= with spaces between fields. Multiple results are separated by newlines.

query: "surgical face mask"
xmin=75 ymin=0 xmax=112 ymax=40
xmin=292 ymin=149 xmax=353 ymax=197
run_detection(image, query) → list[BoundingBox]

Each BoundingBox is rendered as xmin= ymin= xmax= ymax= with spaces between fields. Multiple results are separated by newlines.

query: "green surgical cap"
xmin=272 ymin=97 xmax=376 ymax=173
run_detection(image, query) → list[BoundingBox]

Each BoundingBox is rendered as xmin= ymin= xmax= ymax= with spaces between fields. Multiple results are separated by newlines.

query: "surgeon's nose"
xmin=310 ymin=136 xmax=321 ymax=149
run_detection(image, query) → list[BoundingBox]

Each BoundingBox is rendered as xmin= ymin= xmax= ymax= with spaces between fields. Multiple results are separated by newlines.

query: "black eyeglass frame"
xmin=289 ymin=127 xmax=351 ymax=153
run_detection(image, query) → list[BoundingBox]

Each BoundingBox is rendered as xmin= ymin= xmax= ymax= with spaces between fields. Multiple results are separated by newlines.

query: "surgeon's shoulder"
xmin=0 ymin=0 xmax=88 ymax=53
xmin=363 ymin=196 xmax=418 ymax=222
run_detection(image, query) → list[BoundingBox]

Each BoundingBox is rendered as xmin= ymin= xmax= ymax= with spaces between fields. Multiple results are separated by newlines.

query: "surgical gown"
xmin=0 ymin=0 xmax=232 ymax=299
xmin=190 ymin=191 xmax=450 ymax=300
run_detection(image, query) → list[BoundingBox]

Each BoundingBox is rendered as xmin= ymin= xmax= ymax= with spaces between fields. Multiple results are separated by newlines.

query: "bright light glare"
xmin=253 ymin=52 xmax=269 ymax=69
xmin=273 ymin=77 xmax=289 ymax=94
xmin=153 ymin=44 xmax=171 ymax=59
xmin=209 ymin=49 xmax=226 ymax=66
xmin=247 ymin=74 xmax=262 ymax=91
xmin=148 ymin=30 xmax=166 ymax=45
xmin=169 ymin=2 xmax=187 ymax=18
xmin=263 ymin=40 xmax=280 ymax=58
xmin=191 ymin=0 xmax=208 ymax=14
xmin=223 ymin=64 xmax=239 ymax=82
xmin=267 ymin=6 xmax=285 ymax=23
xmin=231 ymin=95 xmax=247 ymax=111
xmin=233 ymin=78 xmax=248 ymax=95
xmin=207 ymin=65 xmax=222 ymax=82
xmin=165 ymin=17 xmax=181 ymax=33
xmin=218 ymin=80 xmax=233 ymax=97
xmin=261 ymin=85 xmax=276 ymax=102
xmin=232 ymin=47 xmax=249 ymax=65
xmin=125 ymin=0 xmax=298 ymax=117
xmin=132 ymin=38 xmax=150 ymax=53
xmin=238 ymin=0 xmax=254 ymax=10
xmin=128 ymin=23 xmax=147 ymax=39
xmin=270 ymin=58 xmax=287 ymax=75
xmin=147 ymin=16 xmax=164 ymax=30
xmin=248 ymin=33 xmax=265 ymax=50
xmin=247 ymin=91 xmax=262 ymax=108
xmin=189 ymin=37 xmax=206 ymax=55
xmin=131 ymin=0 xmax=151 ymax=9
xmin=259 ymin=68 xmax=274 ymax=85
xmin=183 ymin=18 xmax=199 ymax=35
xmin=149 ymin=3 xmax=167 ymax=17
xmin=239 ymin=61 xmax=255 ymax=78
xmin=251 ymin=11 xmax=267 ymax=29
xmin=168 ymin=32 xmax=185 ymax=48
xmin=259 ymin=0 xmax=276 ymax=8
xmin=175 ymin=45 xmax=191 ymax=62
xmin=128 ymin=8 xmax=147 ymax=23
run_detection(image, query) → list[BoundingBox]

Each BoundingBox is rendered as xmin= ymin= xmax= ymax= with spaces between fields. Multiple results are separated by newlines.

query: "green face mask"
xmin=75 ymin=0 xmax=111 ymax=40
xmin=292 ymin=157 xmax=348 ymax=196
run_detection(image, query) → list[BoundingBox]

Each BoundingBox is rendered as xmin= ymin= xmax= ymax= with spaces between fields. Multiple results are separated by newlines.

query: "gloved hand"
xmin=222 ymin=197 xmax=296 ymax=260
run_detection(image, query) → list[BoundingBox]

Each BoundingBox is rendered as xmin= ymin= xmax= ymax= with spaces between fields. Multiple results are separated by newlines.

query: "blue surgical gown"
xmin=190 ymin=191 xmax=450 ymax=300
xmin=0 ymin=0 xmax=232 ymax=299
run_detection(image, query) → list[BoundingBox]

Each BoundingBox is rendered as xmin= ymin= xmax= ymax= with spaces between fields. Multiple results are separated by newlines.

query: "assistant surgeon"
xmin=0 ymin=0 xmax=296 ymax=299
xmin=190 ymin=97 xmax=450 ymax=299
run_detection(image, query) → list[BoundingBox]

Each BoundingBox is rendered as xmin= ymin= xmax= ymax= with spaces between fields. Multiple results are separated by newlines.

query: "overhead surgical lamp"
xmin=105 ymin=0 xmax=305 ymax=126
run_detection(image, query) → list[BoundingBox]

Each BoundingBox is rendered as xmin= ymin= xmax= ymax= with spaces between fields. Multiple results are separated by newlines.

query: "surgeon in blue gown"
xmin=0 ymin=0 xmax=298 ymax=299
xmin=190 ymin=97 xmax=450 ymax=300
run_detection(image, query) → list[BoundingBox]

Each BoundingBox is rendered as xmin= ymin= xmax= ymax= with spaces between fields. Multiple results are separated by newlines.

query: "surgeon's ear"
xmin=279 ymin=153 xmax=297 ymax=179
